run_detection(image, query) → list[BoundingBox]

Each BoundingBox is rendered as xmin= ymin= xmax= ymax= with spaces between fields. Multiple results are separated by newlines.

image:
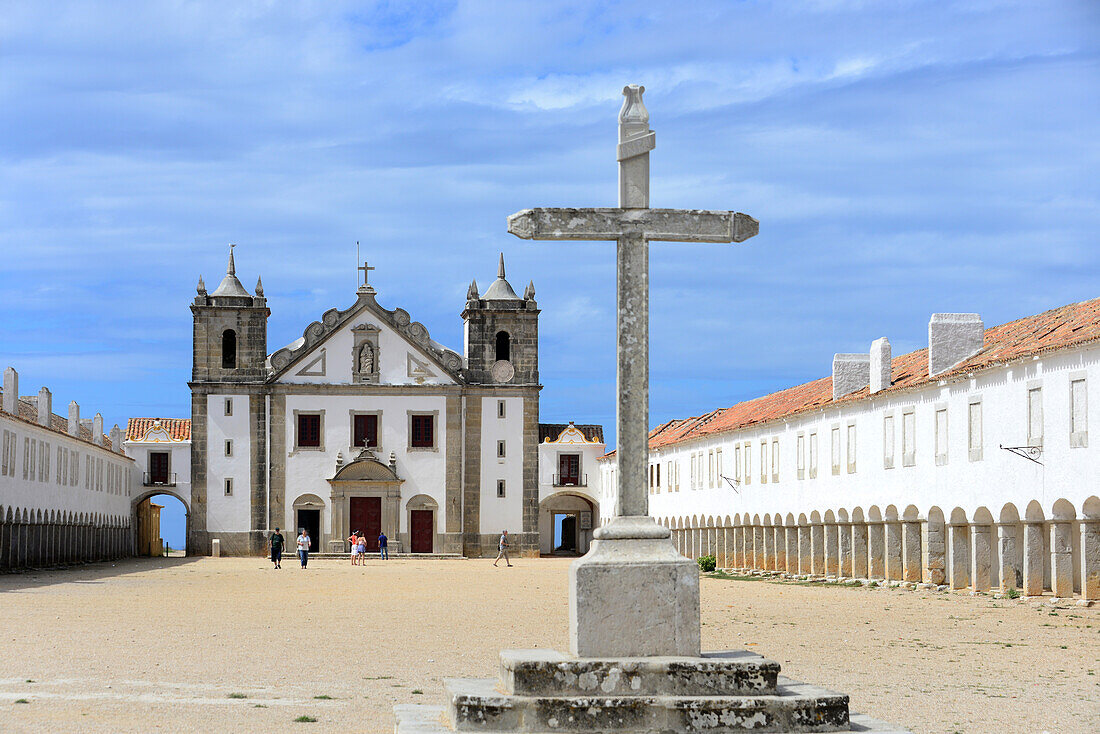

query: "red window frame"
xmin=354 ymin=414 xmax=378 ymax=448
xmin=410 ymin=414 xmax=434 ymax=448
xmin=297 ymin=414 xmax=321 ymax=448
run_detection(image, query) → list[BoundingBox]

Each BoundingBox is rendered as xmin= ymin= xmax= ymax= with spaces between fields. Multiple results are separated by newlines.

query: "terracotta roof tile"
xmin=125 ymin=418 xmax=192 ymax=442
xmin=0 ymin=393 xmax=116 ymax=451
xmin=606 ymin=296 xmax=1100 ymax=457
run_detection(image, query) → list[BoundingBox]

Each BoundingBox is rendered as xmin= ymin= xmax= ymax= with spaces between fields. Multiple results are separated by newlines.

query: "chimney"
xmin=2 ymin=367 xmax=17 ymax=414
xmin=929 ymin=313 xmax=984 ymax=377
xmin=832 ymin=353 xmax=870 ymax=400
xmin=93 ymin=413 xmax=104 ymax=445
xmin=870 ymin=337 xmax=892 ymax=394
xmin=68 ymin=401 xmax=80 ymax=436
xmin=110 ymin=424 xmax=123 ymax=453
xmin=37 ymin=387 xmax=52 ymax=427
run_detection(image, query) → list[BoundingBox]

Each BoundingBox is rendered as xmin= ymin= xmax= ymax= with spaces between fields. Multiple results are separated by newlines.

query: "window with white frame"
xmin=935 ymin=407 xmax=948 ymax=466
xmin=796 ymin=433 xmax=805 ymax=480
xmin=1027 ymin=386 xmax=1043 ymax=446
xmin=760 ymin=441 xmax=767 ymax=484
xmin=690 ymin=454 xmax=697 ymax=489
xmin=831 ymin=426 xmax=841 ymax=475
xmin=883 ymin=414 xmax=895 ymax=469
xmin=734 ymin=444 xmax=741 ymax=482
xmin=771 ymin=438 xmax=779 ymax=482
xmin=743 ymin=442 xmax=751 ymax=485
xmin=902 ymin=410 xmax=916 ymax=467
xmin=968 ymin=399 xmax=983 ymax=462
xmin=809 ymin=432 xmax=818 ymax=479
xmin=846 ymin=423 xmax=856 ymax=474
xmin=715 ymin=448 xmax=722 ymax=486
xmin=708 ymin=450 xmax=714 ymax=488
xmin=1071 ymin=378 xmax=1088 ymax=448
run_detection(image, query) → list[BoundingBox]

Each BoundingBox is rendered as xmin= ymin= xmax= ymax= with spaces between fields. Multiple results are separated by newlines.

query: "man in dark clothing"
xmin=378 ymin=530 xmax=389 ymax=560
xmin=269 ymin=527 xmax=285 ymax=569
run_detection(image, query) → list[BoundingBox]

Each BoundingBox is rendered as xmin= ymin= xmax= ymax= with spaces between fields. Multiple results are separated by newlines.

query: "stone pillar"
xmin=852 ymin=522 xmax=868 ymax=579
xmin=1023 ymin=522 xmax=1045 ymax=596
xmin=868 ymin=521 xmax=885 ymax=580
xmin=2 ymin=367 xmax=17 ymax=414
xmin=37 ymin=387 xmax=52 ymax=427
xmin=1082 ymin=519 xmax=1100 ymax=601
xmin=1050 ymin=521 xmax=1074 ymax=598
xmin=838 ymin=522 xmax=852 ymax=578
xmin=785 ymin=526 xmax=798 ymax=574
xmin=753 ymin=524 xmax=764 ymax=569
xmin=708 ymin=526 xmax=717 ymax=559
xmin=762 ymin=526 xmax=773 ymax=570
xmin=885 ymin=520 xmax=903 ymax=582
xmin=949 ymin=523 xmax=970 ymax=590
xmin=925 ymin=516 xmax=947 ymax=585
xmin=810 ymin=521 xmax=824 ymax=576
xmin=773 ymin=526 xmax=785 ymax=572
xmin=68 ymin=402 xmax=80 ymax=436
xmin=902 ymin=520 xmax=923 ymax=582
xmin=824 ymin=522 xmax=838 ymax=578
xmin=970 ymin=523 xmax=992 ymax=592
xmin=722 ymin=527 xmax=734 ymax=568
xmin=730 ymin=526 xmax=741 ymax=566
xmin=798 ymin=524 xmax=810 ymax=575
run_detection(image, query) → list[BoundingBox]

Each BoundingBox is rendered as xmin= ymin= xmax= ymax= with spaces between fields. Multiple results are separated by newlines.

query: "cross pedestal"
xmin=395 ymin=84 xmax=908 ymax=734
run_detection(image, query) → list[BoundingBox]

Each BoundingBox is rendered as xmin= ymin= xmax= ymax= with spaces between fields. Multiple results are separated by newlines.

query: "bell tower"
xmin=191 ymin=246 xmax=270 ymax=383
xmin=462 ymin=254 xmax=539 ymax=385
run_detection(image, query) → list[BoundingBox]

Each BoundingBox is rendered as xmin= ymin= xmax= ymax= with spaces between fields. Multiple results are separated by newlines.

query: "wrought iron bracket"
xmin=999 ymin=444 xmax=1043 ymax=466
xmin=720 ymin=474 xmax=741 ymax=493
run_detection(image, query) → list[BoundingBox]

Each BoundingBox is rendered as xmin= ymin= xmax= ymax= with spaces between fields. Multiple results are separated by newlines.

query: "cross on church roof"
xmin=357 ymin=261 xmax=375 ymax=290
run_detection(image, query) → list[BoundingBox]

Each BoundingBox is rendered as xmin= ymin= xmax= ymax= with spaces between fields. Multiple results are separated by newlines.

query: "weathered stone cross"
xmin=509 ymin=85 xmax=758 ymax=522
xmin=357 ymin=260 xmax=375 ymax=288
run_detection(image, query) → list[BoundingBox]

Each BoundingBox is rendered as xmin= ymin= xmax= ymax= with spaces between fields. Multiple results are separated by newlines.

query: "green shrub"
xmin=1005 ymin=587 xmax=1020 ymax=599
xmin=697 ymin=555 xmax=717 ymax=572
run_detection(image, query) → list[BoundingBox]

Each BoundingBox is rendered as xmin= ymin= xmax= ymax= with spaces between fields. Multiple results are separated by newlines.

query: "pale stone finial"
xmin=2 ymin=367 xmax=17 ymax=414
xmin=524 ymin=280 xmax=536 ymax=301
xmin=196 ymin=275 xmax=206 ymax=295
xmin=37 ymin=386 xmax=52 ymax=427
xmin=467 ymin=279 xmax=479 ymax=301
xmin=255 ymin=275 xmax=264 ymax=297
xmin=619 ymin=84 xmax=649 ymax=126
xmin=68 ymin=401 xmax=80 ymax=436
xmin=227 ymin=244 xmax=236 ymax=276
xmin=498 ymin=252 xmax=506 ymax=279
xmin=617 ymin=84 xmax=655 ymax=209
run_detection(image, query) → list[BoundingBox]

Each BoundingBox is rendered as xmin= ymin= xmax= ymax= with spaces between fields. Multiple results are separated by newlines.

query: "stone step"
xmin=304 ymin=553 xmax=465 ymax=560
xmin=500 ymin=649 xmax=780 ymax=697
xmin=444 ymin=676 xmax=852 ymax=733
xmin=395 ymin=701 xmax=910 ymax=733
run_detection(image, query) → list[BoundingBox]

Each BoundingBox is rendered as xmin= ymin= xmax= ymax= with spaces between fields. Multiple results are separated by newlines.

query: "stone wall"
xmin=0 ymin=506 xmax=131 ymax=571
xmin=667 ymin=496 xmax=1100 ymax=600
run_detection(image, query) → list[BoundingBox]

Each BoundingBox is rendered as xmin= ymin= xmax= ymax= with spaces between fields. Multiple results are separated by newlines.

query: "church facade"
xmin=187 ymin=249 xmax=546 ymax=558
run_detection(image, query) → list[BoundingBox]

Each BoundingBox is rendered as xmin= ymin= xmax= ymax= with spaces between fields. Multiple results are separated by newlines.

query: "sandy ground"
xmin=0 ymin=557 xmax=1096 ymax=733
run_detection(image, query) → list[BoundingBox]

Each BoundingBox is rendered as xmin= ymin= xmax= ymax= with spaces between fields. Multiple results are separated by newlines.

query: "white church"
xmin=123 ymin=248 xmax=604 ymax=558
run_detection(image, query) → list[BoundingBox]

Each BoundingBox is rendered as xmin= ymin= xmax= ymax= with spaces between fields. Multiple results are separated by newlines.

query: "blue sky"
xmin=2 ymin=1 xmax=1099 ymax=540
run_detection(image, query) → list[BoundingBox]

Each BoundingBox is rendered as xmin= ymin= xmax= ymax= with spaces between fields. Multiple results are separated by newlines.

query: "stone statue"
xmin=358 ymin=343 xmax=375 ymax=374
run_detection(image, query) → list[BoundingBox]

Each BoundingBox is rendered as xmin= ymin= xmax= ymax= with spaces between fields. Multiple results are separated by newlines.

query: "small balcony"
xmin=552 ymin=473 xmax=587 ymax=488
xmin=143 ymin=472 xmax=177 ymax=487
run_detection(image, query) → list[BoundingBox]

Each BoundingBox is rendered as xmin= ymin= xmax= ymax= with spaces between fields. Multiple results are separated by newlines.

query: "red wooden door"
xmin=410 ymin=510 xmax=434 ymax=554
xmin=350 ymin=497 xmax=382 ymax=551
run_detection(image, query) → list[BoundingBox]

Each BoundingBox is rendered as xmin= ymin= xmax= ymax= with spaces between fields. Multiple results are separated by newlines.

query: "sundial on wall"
xmin=490 ymin=360 xmax=515 ymax=384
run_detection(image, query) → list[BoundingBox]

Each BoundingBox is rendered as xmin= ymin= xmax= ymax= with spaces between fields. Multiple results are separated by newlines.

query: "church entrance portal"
xmin=350 ymin=496 xmax=382 ymax=551
xmin=410 ymin=510 xmax=434 ymax=553
xmin=297 ymin=509 xmax=320 ymax=551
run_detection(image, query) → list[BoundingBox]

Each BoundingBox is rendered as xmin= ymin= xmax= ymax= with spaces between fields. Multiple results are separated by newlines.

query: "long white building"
xmin=0 ymin=367 xmax=134 ymax=570
xmin=599 ymin=299 xmax=1100 ymax=600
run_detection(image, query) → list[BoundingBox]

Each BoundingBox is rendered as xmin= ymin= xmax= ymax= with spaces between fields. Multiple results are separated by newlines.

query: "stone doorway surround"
xmin=327 ymin=449 xmax=403 ymax=553
xmin=404 ymin=494 xmax=439 ymax=554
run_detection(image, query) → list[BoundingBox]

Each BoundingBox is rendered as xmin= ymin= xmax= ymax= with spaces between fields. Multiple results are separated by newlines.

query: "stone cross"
xmin=509 ymin=84 xmax=758 ymax=521
xmin=357 ymin=261 xmax=375 ymax=288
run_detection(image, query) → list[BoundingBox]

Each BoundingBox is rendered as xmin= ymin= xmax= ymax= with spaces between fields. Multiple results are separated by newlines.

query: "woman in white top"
xmin=296 ymin=530 xmax=311 ymax=569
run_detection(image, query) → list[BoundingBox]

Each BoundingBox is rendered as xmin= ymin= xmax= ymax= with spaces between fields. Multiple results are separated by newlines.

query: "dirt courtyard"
xmin=0 ymin=557 xmax=1096 ymax=733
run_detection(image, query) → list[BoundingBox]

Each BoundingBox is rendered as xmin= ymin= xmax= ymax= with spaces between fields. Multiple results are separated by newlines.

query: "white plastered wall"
xmin=206 ymin=394 xmax=252 ymax=532
xmin=479 ymin=396 xmax=524 ymax=534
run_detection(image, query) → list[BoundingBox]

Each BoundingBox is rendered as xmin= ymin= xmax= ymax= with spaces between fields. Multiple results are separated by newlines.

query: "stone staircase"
xmin=395 ymin=649 xmax=908 ymax=733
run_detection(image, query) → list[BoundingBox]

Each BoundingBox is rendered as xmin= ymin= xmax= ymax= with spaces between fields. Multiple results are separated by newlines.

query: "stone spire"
xmin=211 ymin=244 xmax=251 ymax=297
xmin=523 ymin=280 xmax=536 ymax=301
xmin=196 ymin=275 xmax=206 ymax=295
xmin=255 ymin=275 xmax=264 ymax=297
xmin=482 ymin=253 xmax=521 ymax=301
xmin=467 ymin=279 xmax=479 ymax=301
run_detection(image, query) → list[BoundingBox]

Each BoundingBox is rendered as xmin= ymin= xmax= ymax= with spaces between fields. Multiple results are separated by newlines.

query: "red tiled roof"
xmin=0 ymin=393 xmax=116 ymax=451
xmin=605 ymin=296 xmax=1100 ymax=457
xmin=125 ymin=418 xmax=191 ymax=442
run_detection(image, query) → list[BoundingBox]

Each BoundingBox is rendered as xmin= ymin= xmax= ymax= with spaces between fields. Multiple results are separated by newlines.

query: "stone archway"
xmin=132 ymin=489 xmax=191 ymax=557
xmin=538 ymin=492 xmax=598 ymax=556
xmin=405 ymin=494 xmax=439 ymax=554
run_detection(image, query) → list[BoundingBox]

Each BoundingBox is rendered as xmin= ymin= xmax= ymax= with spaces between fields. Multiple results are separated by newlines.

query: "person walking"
xmin=348 ymin=531 xmax=360 ymax=566
xmin=296 ymin=528 xmax=311 ymax=569
xmin=269 ymin=527 xmax=285 ymax=569
xmin=493 ymin=529 xmax=512 ymax=567
xmin=378 ymin=530 xmax=389 ymax=560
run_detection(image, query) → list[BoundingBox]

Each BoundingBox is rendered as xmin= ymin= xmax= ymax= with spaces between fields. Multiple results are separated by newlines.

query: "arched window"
xmin=221 ymin=329 xmax=237 ymax=369
xmin=495 ymin=331 xmax=510 ymax=362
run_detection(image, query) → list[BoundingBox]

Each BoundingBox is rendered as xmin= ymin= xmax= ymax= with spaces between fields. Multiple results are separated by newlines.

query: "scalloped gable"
xmin=267 ymin=291 xmax=464 ymax=384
